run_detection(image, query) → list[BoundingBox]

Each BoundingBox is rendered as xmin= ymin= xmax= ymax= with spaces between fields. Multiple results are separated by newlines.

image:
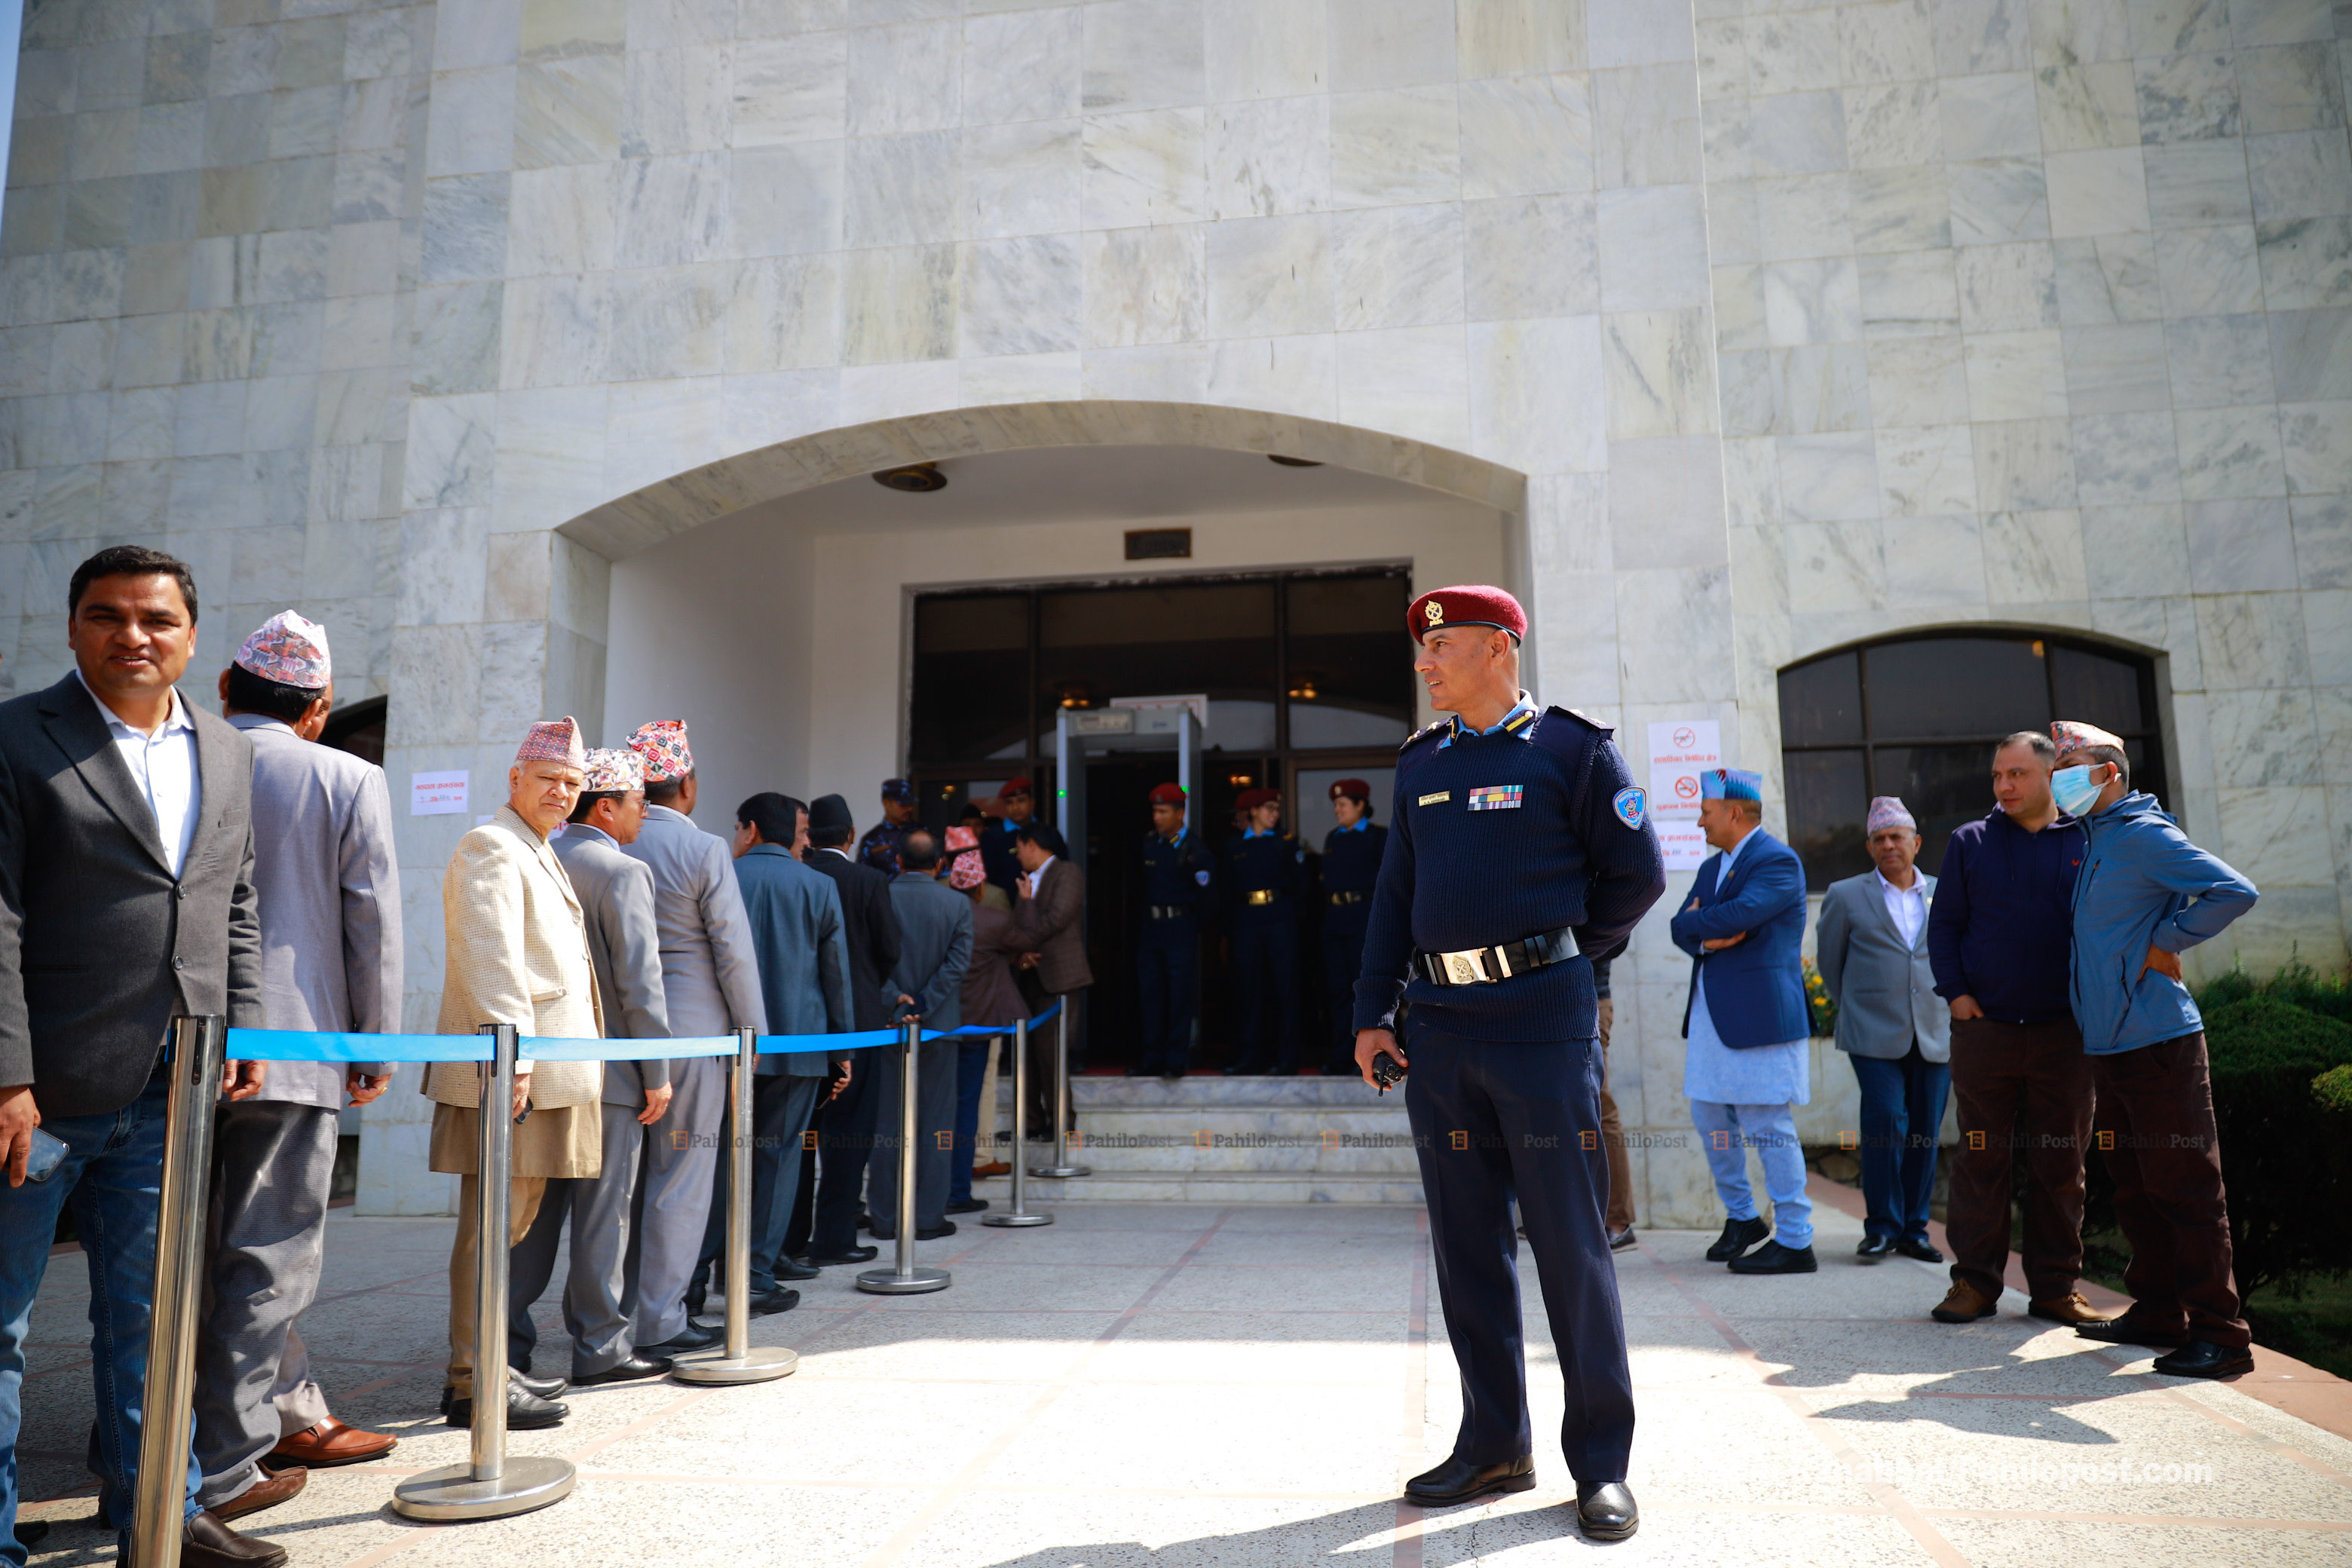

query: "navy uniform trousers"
xmin=1321 ymin=903 xmax=1370 ymax=1070
xmin=1135 ymin=916 xmax=1199 ymax=1073
xmin=1405 ymin=1021 xmax=1635 ymax=1483
xmin=1230 ymin=920 xmax=1300 ymax=1072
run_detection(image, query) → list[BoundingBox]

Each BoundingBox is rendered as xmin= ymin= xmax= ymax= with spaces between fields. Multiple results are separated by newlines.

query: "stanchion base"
xmin=854 ymin=1266 xmax=951 ymax=1294
xmin=981 ymin=1210 xmax=1053 ymax=1227
xmin=1029 ymin=1164 xmax=1091 ymax=1178
xmin=392 ymin=1456 xmax=576 ymax=1521
xmin=671 ymin=1346 xmax=798 ymax=1385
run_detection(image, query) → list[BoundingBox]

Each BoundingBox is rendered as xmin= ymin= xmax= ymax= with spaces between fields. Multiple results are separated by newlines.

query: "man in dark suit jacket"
xmin=795 ymin=794 xmax=902 ymax=1266
xmin=1012 ymin=820 xmax=1090 ymax=1134
xmin=0 ymin=547 xmax=283 ymax=1568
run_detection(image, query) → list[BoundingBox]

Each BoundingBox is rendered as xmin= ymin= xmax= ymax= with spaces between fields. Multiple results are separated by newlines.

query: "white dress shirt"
xmin=1024 ymin=854 xmax=1055 ymax=899
xmin=76 ymin=670 xmax=201 ymax=877
xmin=1876 ymin=866 xmax=1927 ymax=949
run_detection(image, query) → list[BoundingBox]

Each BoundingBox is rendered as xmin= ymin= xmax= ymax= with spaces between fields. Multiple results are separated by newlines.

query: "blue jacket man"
xmin=1134 ymin=782 xmax=1213 ymax=1079
xmin=2052 ymin=721 xmax=2257 ymax=1380
xmin=1350 ymin=586 xmax=1661 ymax=1541
xmin=1668 ymin=769 xmax=1813 ymax=1276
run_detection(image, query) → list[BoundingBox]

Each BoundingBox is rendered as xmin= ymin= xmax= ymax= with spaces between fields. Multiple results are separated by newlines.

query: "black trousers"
xmin=1405 ymin=1021 xmax=1634 ymax=1482
xmin=806 ymin=1045 xmax=880 ymax=1257
xmin=1321 ymin=904 xmax=1370 ymax=1067
xmin=1135 ymin=918 xmax=1198 ymax=1073
xmin=1230 ymin=917 xmax=1300 ymax=1071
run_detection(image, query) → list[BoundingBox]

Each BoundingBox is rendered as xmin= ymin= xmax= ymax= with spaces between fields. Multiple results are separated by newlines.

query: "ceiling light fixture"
xmin=1267 ymin=454 xmax=1322 ymax=467
xmin=874 ymin=462 xmax=948 ymax=492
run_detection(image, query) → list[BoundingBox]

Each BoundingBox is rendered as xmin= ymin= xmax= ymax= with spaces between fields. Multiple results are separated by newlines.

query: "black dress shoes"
xmin=1403 ymin=1453 xmax=1536 ymax=1507
xmin=641 ymin=1323 xmax=722 ymax=1354
xmin=802 ymin=1245 xmax=880 ymax=1266
xmin=1576 ymin=1480 xmax=1639 ymax=1541
xmin=1608 ymin=1227 xmax=1637 ymax=1252
xmin=446 ymin=1377 xmax=568 ymax=1430
xmin=1729 ymin=1240 xmax=1818 ymax=1274
xmin=1705 ymin=1215 xmax=1770 ymax=1262
xmin=1856 ymin=1235 xmax=1897 ymax=1261
xmin=773 ymin=1257 xmax=821 ymax=1280
xmin=573 ymin=1354 xmax=674 ymax=1385
xmin=945 ymin=1198 xmax=990 ymax=1214
xmin=183 ymin=1508 xmax=288 ymax=1568
xmin=15 ymin=1520 xmax=48 ymax=1547
xmin=2075 ymin=1317 xmax=2187 ymax=1349
xmin=2152 ymin=1340 xmax=2254 ymax=1379
xmin=1895 ymin=1236 xmax=1944 ymax=1263
xmin=511 ymin=1368 xmax=568 ymax=1399
xmin=870 ymin=1221 xmax=960 ymax=1241
xmin=750 ymin=1287 xmax=801 ymax=1315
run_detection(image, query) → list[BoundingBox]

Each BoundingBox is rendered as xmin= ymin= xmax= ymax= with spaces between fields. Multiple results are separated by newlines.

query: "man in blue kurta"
xmin=1670 ymin=768 xmax=1815 ymax=1275
xmin=1352 ymin=585 xmax=1663 ymax=1541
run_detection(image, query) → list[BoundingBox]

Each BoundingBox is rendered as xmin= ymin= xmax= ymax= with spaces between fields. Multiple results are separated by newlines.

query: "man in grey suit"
xmin=0 ymin=547 xmax=284 ymax=1568
xmin=870 ymin=831 xmax=971 ymax=1242
xmin=516 ymin=749 xmax=680 ymax=1383
xmin=1815 ymin=796 xmax=1951 ymax=1263
xmin=618 ymin=721 xmax=767 ymax=1351
xmin=194 ymin=614 xmax=401 ymax=1525
xmin=1012 ymin=821 xmax=1090 ymax=1134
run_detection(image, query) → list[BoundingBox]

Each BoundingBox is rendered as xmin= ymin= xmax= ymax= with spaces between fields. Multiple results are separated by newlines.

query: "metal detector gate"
xmin=1053 ymin=699 xmax=1205 ymax=870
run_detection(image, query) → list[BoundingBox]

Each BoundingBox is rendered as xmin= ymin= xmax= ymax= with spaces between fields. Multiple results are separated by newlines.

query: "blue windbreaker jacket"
xmin=2069 ymin=792 xmax=2258 ymax=1055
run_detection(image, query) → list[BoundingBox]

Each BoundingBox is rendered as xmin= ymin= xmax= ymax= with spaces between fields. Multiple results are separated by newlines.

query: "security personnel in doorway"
xmin=859 ymin=777 xmax=918 ymax=874
xmin=1223 ymin=786 xmax=1304 ymax=1074
xmin=1134 ymin=782 xmax=1214 ymax=1080
xmin=1353 ymin=585 xmax=1664 ymax=1541
xmin=1319 ymin=779 xmax=1386 ymax=1075
xmin=980 ymin=776 xmax=1036 ymax=895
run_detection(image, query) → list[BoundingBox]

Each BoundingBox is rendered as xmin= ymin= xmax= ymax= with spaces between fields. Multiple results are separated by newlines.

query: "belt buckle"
xmin=1442 ymin=950 xmax=1485 ymax=985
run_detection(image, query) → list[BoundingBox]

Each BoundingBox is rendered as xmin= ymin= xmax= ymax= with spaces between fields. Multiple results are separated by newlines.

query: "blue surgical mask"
xmin=2051 ymin=764 xmax=2107 ymax=816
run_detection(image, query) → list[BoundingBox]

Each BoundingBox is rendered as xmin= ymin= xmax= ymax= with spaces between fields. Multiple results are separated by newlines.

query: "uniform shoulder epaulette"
xmin=1547 ymin=704 xmax=1613 ymax=735
xmin=1399 ymin=719 xmax=1447 ymax=754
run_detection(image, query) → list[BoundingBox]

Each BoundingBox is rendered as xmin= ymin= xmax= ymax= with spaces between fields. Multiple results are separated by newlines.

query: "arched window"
xmin=1777 ymin=632 xmax=2167 ymax=890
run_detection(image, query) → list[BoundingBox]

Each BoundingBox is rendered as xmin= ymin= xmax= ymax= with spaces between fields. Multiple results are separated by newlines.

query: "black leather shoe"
xmin=1608 ymin=1227 xmax=1637 ymax=1252
xmin=1704 ymin=1216 xmax=1770 ymax=1262
xmin=640 ymin=1323 xmax=721 ymax=1354
xmin=446 ymin=1379 xmax=567 ymax=1431
xmin=2151 ymin=1339 xmax=2254 ymax=1379
xmin=16 ymin=1520 xmax=49 ymax=1546
xmin=1728 ymin=1240 xmax=1818 ymax=1274
xmin=804 ymin=1246 xmax=880 ymax=1266
xmin=573 ymin=1354 xmax=674 ymax=1385
xmin=750 ymin=1287 xmax=801 ymax=1315
xmin=1856 ymin=1235 xmax=1897 ymax=1261
xmin=773 ymin=1257 xmax=820 ymax=1281
xmin=1403 ymin=1453 xmax=1535 ymax=1507
xmin=183 ymin=1508 xmax=288 ymax=1567
xmin=871 ymin=1221 xmax=960 ymax=1242
xmin=945 ymin=1198 xmax=990 ymax=1214
xmin=1895 ymin=1236 xmax=1944 ymax=1263
xmin=511 ymin=1368 xmax=568 ymax=1399
xmin=1576 ymin=1480 xmax=1639 ymax=1541
xmin=2075 ymin=1317 xmax=2187 ymax=1349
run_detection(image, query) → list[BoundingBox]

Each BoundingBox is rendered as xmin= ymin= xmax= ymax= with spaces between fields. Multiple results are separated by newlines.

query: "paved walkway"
xmin=16 ymin=1196 xmax=2352 ymax=1566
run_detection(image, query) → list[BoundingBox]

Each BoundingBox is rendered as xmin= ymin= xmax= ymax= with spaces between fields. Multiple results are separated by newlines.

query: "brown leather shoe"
xmin=1931 ymin=1280 xmax=1998 ymax=1323
xmin=183 ymin=1508 xmax=289 ymax=1567
xmin=213 ymin=1465 xmax=308 ymax=1522
xmin=268 ymin=1414 xmax=399 ymax=1469
xmin=973 ymin=1161 xmax=1010 ymax=1178
xmin=2029 ymin=1291 xmax=2114 ymax=1326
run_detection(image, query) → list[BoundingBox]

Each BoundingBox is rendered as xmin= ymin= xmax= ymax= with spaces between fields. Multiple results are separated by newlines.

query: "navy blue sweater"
xmin=1140 ymin=826 xmax=1214 ymax=917
xmin=1224 ymin=830 xmax=1304 ymax=925
xmin=1925 ymin=807 xmax=2087 ymax=1026
xmin=1320 ymin=822 xmax=1387 ymax=896
xmin=1353 ymin=707 xmax=1665 ymax=1042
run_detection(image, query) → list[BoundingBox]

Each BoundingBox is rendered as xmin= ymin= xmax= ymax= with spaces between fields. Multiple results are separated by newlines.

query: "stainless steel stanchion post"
xmin=983 ymin=1020 xmax=1050 ymax=1227
xmin=858 ymin=1020 xmax=949 ymax=1294
xmin=131 ymin=1015 xmax=225 ymax=1568
xmin=1030 ymin=1005 xmax=1089 ymax=1180
xmin=675 ymin=1029 xmax=797 ymax=1383
xmin=394 ymin=1023 xmax=575 ymax=1521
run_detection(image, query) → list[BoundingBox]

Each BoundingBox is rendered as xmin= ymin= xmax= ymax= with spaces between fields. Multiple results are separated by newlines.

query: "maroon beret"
xmin=1329 ymin=778 xmax=1371 ymax=801
xmin=1235 ymin=787 xmax=1277 ymax=813
xmin=1000 ymin=776 xmax=1034 ymax=797
xmin=1408 ymin=584 xmax=1526 ymax=645
xmin=1147 ymin=782 xmax=1187 ymax=806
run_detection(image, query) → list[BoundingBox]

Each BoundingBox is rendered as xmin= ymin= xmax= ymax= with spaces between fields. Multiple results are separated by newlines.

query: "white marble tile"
xmin=1776 ymin=431 xmax=1879 ymax=522
xmin=2052 ymin=233 xmax=2161 ymax=325
xmin=513 ymin=58 xmax=623 ymax=171
xmin=1844 ymin=80 xmax=1939 ymax=169
xmin=600 ymin=374 xmax=724 ymax=498
xmin=1465 ymin=193 xmax=1597 ymax=320
xmin=2237 ymin=40 xmax=2346 ymax=136
xmin=1461 ymin=72 xmax=1595 ymax=199
xmin=1079 ymin=340 xmax=1212 ymax=403
xmin=2203 ymin=686 xmax=2320 ymax=787
xmin=1202 ymin=0 xmax=1327 ymax=102
xmin=2037 ymin=61 xmax=2139 ymax=151
xmin=1856 ymin=251 xmax=1958 ymax=340
xmin=1470 ymin=315 xmax=1606 ymax=475
xmin=2216 ymin=786 xmax=2332 ymax=887
xmin=1965 ymin=329 xmax=2068 ymax=419
xmin=1781 ymin=518 xmax=1886 ymax=608
xmin=1756 ymin=173 xmax=1855 ymax=261
xmin=1329 ymin=86 xmax=1459 ymax=208
xmin=2177 ymin=404 xmax=2286 ymax=501
xmin=1331 ymin=204 xmax=1462 ymax=331
xmin=424 ymin=69 xmax=516 ymax=180
xmin=1868 ymin=335 xmax=1968 ymax=426
xmin=961 ymin=351 xmax=1083 ymax=408
xmin=729 ymin=142 xmax=842 ymax=261
xmin=1615 ymin=568 xmax=1734 ymax=706
xmin=498 ymin=274 xmax=608 ymax=387
xmin=1937 ymin=0 xmax=2032 ymax=75
xmin=1982 ymin=506 xmax=2088 ymax=602
xmin=846 ymin=131 xmax=957 ymax=247
xmin=2270 ymin=308 xmax=2352 ymax=402
xmin=964 ymin=6 xmax=1083 ymax=125
xmin=1949 ymin=158 xmax=2050 ymax=246
xmin=403 ymin=394 xmax=496 ymax=511
xmin=1955 ymin=240 xmax=2057 ymax=332
xmin=2133 ymin=48 xmax=2241 ymax=143
xmin=1841 ymin=0 xmax=1935 ymax=85
xmin=836 ymin=358 xmax=962 ymax=427
xmin=2246 ymin=129 xmax=2352 ymax=222
xmin=963 ymin=121 xmax=1082 ymax=240
xmin=1602 ymin=307 xmax=1716 ymax=440
xmin=2045 ymin=146 xmax=2151 ymax=238
xmin=1606 ymin=435 xmax=1728 ymax=571
xmin=1202 ymin=333 xmax=1334 ymax=418
xmin=1748 ymin=89 xmax=1848 ymax=178
xmin=1848 ymin=164 xmax=1949 ymax=253
xmin=2293 ymin=495 xmax=2352 ymax=588
xmin=621 ymin=45 xmax=732 ymax=158
xmin=1081 ymin=0 xmax=1205 ymax=115
xmin=1597 ymin=185 xmax=1710 ymax=312
xmin=1720 ymin=434 xmax=1781 ymax=527
xmin=2072 ymin=409 xmax=2181 ymax=503
xmin=2305 ymin=587 xmax=2352 ymax=688
xmin=2153 ymin=224 xmax=2262 ymax=316
xmin=2142 ymin=140 xmax=2251 ymax=228
xmin=1083 ymin=224 xmax=1203 ymax=348
xmin=491 ymin=384 xmax=610 ymax=535
xmin=419 ymin=173 xmax=510 ymax=286
xmin=1762 ymin=257 xmax=1862 ymax=345
xmin=1206 ymin=96 xmax=1329 ymax=220
xmin=2283 ymin=400 xmax=2352 ymax=495
xmin=1596 ymin=63 xmax=1700 ymax=190
xmin=606 ymin=263 xmax=730 ymax=381
xmin=1744 ymin=9 xmax=1838 ymax=96
xmin=2194 ymin=590 xmax=2311 ymax=688
xmin=1333 ymin=324 xmax=1469 ymax=450
xmin=840 ymin=243 xmax=957 ymax=366
xmin=614 ymin=150 xmax=729 ymax=266
xmin=1941 ymin=71 xmax=2039 ymax=160
xmin=1973 ymin=416 xmax=2078 ymax=509
xmin=1883 ymin=513 xmax=1988 ymax=608
xmin=2255 ymin=215 xmax=2352 ymax=311
xmin=959 ymin=235 xmax=1081 ymax=357
xmin=2061 ymin=320 xmax=2168 ymax=413
xmin=2080 ymin=501 xmax=2191 ymax=597
xmin=2184 ymin=496 xmax=2298 ymax=592
xmin=412 ymin=281 xmax=502 ymax=396
xmin=730 ymin=32 xmax=847 ymax=147
xmin=1204 ymin=213 xmax=1331 ymax=338
xmin=1331 ymin=0 xmax=1457 ymax=92
xmin=1723 ymin=343 xmax=1873 ymax=436
xmin=2164 ymin=312 xmax=2274 ymax=407
xmin=1082 ymin=108 xmax=1207 ymax=230
xmin=1876 ymin=422 xmax=1976 ymax=515
xmin=849 ymin=19 xmax=962 ymax=137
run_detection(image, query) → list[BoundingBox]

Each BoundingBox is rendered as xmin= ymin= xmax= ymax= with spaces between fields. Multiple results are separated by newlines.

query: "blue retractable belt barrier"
xmin=522 ymin=1034 xmax=737 ymax=1061
xmin=225 ymin=1030 xmax=490 ymax=1063
xmin=754 ymin=1027 xmax=904 ymax=1052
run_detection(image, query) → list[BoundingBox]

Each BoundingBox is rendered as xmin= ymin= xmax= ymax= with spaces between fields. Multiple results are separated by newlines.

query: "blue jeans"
xmin=948 ymin=1039 xmax=994 ymax=1206
xmin=1689 ymin=1098 xmax=1813 ymax=1248
xmin=1848 ymin=1046 xmax=1951 ymax=1242
xmin=1 ymin=1073 xmax=199 ymax=1566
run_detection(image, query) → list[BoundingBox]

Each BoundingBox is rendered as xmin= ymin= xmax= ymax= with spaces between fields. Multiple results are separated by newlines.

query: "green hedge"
xmin=2314 ymin=1063 xmax=2352 ymax=1124
xmin=2203 ymin=988 xmax=2352 ymax=1299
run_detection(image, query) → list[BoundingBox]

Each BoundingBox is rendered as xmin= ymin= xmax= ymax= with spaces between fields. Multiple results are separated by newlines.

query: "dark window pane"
xmin=2051 ymin=645 xmax=2145 ymax=733
xmin=1286 ymin=573 xmax=1412 ymax=748
xmin=1780 ymin=652 xmax=1863 ymax=746
xmin=911 ymin=595 xmax=1029 ymax=763
xmin=1784 ymin=749 xmax=1869 ymax=891
xmin=1864 ymin=637 xmax=2050 ymax=739
xmin=1038 ymin=582 xmax=1276 ymax=740
xmin=1872 ymin=743 xmax=2003 ymax=875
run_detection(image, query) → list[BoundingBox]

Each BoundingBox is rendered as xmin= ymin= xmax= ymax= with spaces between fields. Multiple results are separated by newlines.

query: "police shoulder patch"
xmin=1194 ymin=869 xmax=1210 ymax=886
xmin=1612 ymin=786 xmax=1647 ymax=830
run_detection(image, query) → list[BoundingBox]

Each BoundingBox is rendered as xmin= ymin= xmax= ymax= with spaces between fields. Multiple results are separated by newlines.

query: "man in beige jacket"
xmin=425 ymin=718 xmax=605 ymax=1430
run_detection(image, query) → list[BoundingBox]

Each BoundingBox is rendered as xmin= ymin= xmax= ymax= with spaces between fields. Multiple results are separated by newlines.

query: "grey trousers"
xmin=866 ymin=1032 xmax=957 ymax=1236
xmin=508 ymin=1102 xmax=643 ymax=1379
xmin=623 ymin=1055 xmax=724 ymax=1346
xmin=194 ymin=1100 xmax=338 ymax=1508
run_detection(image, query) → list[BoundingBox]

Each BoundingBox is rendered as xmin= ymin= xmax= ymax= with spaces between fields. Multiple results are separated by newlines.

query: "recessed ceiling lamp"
xmin=874 ymin=462 xmax=948 ymax=492
xmin=1267 ymin=454 xmax=1322 ymax=467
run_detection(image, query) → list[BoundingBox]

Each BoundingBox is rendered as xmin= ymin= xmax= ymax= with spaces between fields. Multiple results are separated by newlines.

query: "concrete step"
xmin=974 ymin=1168 xmax=1425 ymax=1205
xmin=1058 ymin=1073 xmax=1387 ymax=1107
xmin=988 ymin=1073 xmax=1421 ymax=1189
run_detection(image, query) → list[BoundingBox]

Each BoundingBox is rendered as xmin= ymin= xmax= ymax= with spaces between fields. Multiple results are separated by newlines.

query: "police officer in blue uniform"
xmin=979 ymin=776 xmax=1037 ymax=896
xmin=1223 ymin=786 xmax=1304 ymax=1075
xmin=1319 ymin=778 xmax=1386 ymax=1075
xmin=1353 ymin=585 xmax=1664 ymax=1541
xmin=1134 ymin=782 xmax=1213 ymax=1080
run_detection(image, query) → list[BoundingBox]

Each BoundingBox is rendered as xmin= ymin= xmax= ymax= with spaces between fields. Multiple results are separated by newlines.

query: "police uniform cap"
xmin=1148 ymin=782 xmax=1187 ymax=806
xmin=880 ymin=777 xmax=916 ymax=804
xmin=1235 ymin=787 xmax=1278 ymax=813
xmin=1000 ymin=776 xmax=1034 ymax=798
xmin=1408 ymin=584 xmax=1526 ymax=645
xmin=1328 ymin=777 xmax=1372 ymax=802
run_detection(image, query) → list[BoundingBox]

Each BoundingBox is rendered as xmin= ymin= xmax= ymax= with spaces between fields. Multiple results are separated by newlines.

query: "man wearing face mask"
xmin=2050 ymin=720 xmax=2258 ymax=1380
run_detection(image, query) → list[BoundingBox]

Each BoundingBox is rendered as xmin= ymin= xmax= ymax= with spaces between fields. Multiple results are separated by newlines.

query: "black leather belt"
xmin=1328 ymin=890 xmax=1367 ymax=906
xmin=1416 ymin=926 xmax=1580 ymax=986
xmin=1145 ymin=905 xmax=1194 ymax=920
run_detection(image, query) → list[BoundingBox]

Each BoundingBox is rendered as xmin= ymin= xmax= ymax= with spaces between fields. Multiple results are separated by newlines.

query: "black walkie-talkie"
xmin=1371 ymin=1053 xmax=1405 ymax=1094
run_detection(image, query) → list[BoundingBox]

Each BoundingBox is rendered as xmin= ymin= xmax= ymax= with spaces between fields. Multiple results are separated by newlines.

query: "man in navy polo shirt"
xmin=1352 ymin=585 xmax=1663 ymax=1541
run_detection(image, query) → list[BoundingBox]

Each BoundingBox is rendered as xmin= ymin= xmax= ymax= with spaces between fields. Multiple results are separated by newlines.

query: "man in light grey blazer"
xmin=516 ymin=749 xmax=679 ymax=1384
xmin=1815 ymin=796 xmax=1952 ymax=1263
xmin=195 ymin=614 xmax=403 ymax=1524
xmin=617 ymin=722 xmax=767 ymax=1351
xmin=870 ymin=831 xmax=971 ymax=1242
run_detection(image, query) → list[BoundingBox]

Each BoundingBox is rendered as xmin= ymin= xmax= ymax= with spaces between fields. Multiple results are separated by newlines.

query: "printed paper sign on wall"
xmin=1646 ymin=721 xmax=1721 ymax=871
xmin=411 ymin=770 xmax=469 ymax=816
